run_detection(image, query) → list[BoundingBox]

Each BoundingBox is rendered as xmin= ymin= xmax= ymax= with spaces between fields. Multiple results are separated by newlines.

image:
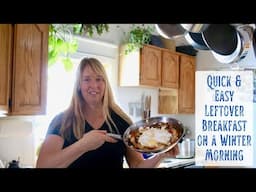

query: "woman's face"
xmin=80 ymin=65 xmax=106 ymax=106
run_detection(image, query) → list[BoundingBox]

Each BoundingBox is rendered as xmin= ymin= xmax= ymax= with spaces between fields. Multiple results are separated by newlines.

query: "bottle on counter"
xmin=8 ymin=160 xmax=20 ymax=168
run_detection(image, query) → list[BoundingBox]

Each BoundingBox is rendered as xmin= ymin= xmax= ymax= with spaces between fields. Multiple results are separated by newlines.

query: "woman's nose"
xmin=88 ymin=79 xmax=99 ymax=87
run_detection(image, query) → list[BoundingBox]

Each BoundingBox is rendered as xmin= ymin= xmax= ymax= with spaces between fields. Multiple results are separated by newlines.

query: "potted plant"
xmin=123 ymin=24 xmax=154 ymax=55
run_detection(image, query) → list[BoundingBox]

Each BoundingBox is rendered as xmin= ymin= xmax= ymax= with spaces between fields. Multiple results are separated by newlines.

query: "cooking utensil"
xmin=203 ymin=24 xmax=238 ymax=55
xmin=180 ymin=24 xmax=210 ymax=33
xmin=176 ymin=138 xmax=195 ymax=159
xmin=123 ymin=116 xmax=185 ymax=155
xmin=202 ymin=24 xmax=253 ymax=64
xmin=184 ymin=31 xmax=210 ymax=50
xmin=107 ymin=133 xmax=122 ymax=140
xmin=143 ymin=95 xmax=151 ymax=120
xmin=253 ymin=27 xmax=256 ymax=58
xmin=155 ymin=24 xmax=186 ymax=39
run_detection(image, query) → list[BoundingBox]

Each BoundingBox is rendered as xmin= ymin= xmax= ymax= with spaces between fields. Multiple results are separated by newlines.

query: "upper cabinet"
xmin=119 ymin=44 xmax=179 ymax=88
xmin=178 ymin=55 xmax=195 ymax=113
xmin=139 ymin=45 xmax=162 ymax=87
xmin=119 ymin=43 xmax=195 ymax=114
xmin=161 ymin=49 xmax=179 ymax=88
xmin=159 ymin=54 xmax=195 ymax=114
xmin=0 ymin=24 xmax=48 ymax=115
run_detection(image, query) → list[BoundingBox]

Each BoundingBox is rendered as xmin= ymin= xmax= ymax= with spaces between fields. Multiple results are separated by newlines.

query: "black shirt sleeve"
xmin=46 ymin=112 xmax=64 ymax=136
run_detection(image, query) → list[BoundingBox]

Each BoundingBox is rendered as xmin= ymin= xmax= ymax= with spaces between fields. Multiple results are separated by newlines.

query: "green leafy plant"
xmin=124 ymin=25 xmax=154 ymax=55
xmin=48 ymin=24 xmax=109 ymax=71
xmin=76 ymin=24 xmax=109 ymax=37
xmin=48 ymin=24 xmax=78 ymax=71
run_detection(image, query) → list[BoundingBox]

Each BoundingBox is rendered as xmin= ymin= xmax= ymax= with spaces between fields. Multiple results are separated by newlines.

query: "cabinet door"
xmin=178 ymin=55 xmax=195 ymax=113
xmin=0 ymin=24 xmax=12 ymax=113
xmin=140 ymin=45 xmax=161 ymax=87
xmin=11 ymin=24 xmax=48 ymax=115
xmin=162 ymin=50 xmax=179 ymax=88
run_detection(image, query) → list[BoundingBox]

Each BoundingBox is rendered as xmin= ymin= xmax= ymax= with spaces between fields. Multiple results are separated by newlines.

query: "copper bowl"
xmin=123 ymin=116 xmax=185 ymax=155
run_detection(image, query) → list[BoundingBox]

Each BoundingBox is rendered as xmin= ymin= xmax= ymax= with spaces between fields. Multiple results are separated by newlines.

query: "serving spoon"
xmin=106 ymin=133 xmax=123 ymax=140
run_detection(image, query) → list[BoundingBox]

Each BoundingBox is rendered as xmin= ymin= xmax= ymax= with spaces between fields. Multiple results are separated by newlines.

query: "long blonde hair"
xmin=59 ymin=57 xmax=132 ymax=141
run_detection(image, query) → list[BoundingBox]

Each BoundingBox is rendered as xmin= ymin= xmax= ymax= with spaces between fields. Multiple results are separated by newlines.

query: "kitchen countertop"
xmin=158 ymin=157 xmax=195 ymax=169
xmin=123 ymin=156 xmax=195 ymax=169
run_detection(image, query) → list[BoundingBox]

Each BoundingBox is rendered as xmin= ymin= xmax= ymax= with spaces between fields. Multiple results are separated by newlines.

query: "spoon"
xmin=106 ymin=133 xmax=122 ymax=140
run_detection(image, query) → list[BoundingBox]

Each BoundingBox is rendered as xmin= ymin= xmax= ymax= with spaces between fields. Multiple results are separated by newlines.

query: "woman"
xmin=36 ymin=57 xmax=179 ymax=168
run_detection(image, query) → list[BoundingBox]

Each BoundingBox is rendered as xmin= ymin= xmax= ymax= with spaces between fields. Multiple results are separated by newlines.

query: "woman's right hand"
xmin=79 ymin=130 xmax=118 ymax=151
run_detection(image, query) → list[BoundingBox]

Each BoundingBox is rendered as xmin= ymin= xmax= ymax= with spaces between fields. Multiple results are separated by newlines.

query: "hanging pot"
xmin=253 ymin=27 xmax=256 ymax=57
xmin=180 ymin=24 xmax=210 ymax=33
xmin=155 ymin=24 xmax=186 ymax=39
xmin=202 ymin=24 xmax=253 ymax=64
xmin=184 ymin=31 xmax=210 ymax=50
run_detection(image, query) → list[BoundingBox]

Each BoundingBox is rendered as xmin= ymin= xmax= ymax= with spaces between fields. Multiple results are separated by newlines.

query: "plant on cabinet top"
xmin=123 ymin=24 xmax=154 ymax=55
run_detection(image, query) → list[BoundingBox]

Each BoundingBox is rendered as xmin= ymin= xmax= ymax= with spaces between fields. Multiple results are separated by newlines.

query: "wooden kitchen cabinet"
xmin=161 ymin=49 xmax=179 ymax=88
xmin=0 ymin=24 xmax=12 ymax=114
xmin=159 ymin=54 xmax=195 ymax=114
xmin=0 ymin=24 xmax=48 ymax=115
xmin=119 ymin=44 xmax=179 ymax=88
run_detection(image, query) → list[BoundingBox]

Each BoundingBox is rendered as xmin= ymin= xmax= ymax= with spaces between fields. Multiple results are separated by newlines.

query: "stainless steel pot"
xmin=155 ymin=24 xmax=186 ymax=39
xmin=180 ymin=24 xmax=209 ymax=33
xmin=253 ymin=27 xmax=256 ymax=57
xmin=176 ymin=138 xmax=195 ymax=159
xmin=202 ymin=24 xmax=253 ymax=64
xmin=184 ymin=31 xmax=210 ymax=50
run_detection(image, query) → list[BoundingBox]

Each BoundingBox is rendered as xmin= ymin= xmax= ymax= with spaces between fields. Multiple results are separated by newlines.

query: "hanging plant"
xmin=124 ymin=24 xmax=154 ymax=55
xmin=48 ymin=24 xmax=78 ymax=71
xmin=75 ymin=24 xmax=109 ymax=37
xmin=48 ymin=24 xmax=109 ymax=71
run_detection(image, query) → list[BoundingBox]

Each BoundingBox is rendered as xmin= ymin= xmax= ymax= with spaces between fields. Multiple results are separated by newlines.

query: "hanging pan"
xmin=180 ymin=24 xmax=210 ymax=33
xmin=184 ymin=31 xmax=210 ymax=50
xmin=155 ymin=24 xmax=186 ymax=39
xmin=253 ymin=26 xmax=256 ymax=58
xmin=202 ymin=24 xmax=253 ymax=64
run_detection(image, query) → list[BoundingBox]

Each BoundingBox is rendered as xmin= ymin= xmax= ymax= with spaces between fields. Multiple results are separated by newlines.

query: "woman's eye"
xmin=96 ymin=77 xmax=104 ymax=82
xmin=83 ymin=78 xmax=90 ymax=82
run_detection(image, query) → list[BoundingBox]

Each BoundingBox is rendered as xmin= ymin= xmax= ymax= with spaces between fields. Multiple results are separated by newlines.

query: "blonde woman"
xmin=36 ymin=57 xmax=178 ymax=168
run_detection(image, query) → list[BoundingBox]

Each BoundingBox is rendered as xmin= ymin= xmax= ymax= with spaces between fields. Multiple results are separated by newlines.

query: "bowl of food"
xmin=123 ymin=116 xmax=185 ymax=155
